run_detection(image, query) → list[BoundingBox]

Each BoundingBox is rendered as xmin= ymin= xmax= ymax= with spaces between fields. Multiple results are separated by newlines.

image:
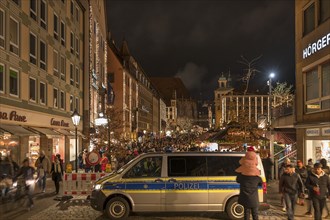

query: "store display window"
xmin=306 ymin=139 xmax=330 ymax=164
xmin=0 ymin=133 xmax=19 ymax=162
xmin=53 ymin=136 xmax=65 ymax=162
xmin=29 ymin=136 xmax=40 ymax=167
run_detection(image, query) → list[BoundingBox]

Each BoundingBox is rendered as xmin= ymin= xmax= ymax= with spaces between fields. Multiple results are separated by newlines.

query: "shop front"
xmin=0 ymin=105 xmax=83 ymax=168
xmin=304 ymin=127 xmax=330 ymax=164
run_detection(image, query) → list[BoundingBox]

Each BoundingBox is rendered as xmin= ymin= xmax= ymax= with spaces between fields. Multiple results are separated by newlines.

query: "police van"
xmin=89 ymin=152 xmax=269 ymax=220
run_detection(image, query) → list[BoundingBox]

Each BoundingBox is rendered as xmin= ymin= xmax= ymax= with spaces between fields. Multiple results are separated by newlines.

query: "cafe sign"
xmin=0 ymin=110 xmax=27 ymax=122
xmin=50 ymin=118 xmax=69 ymax=127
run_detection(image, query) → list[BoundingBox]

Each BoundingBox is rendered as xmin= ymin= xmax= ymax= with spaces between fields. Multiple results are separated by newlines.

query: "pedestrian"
xmin=296 ymin=160 xmax=308 ymax=206
xmin=14 ymin=158 xmax=35 ymax=210
xmin=50 ymin=155 xmax=63 ymax=195
xmin=235 ymin=147 xmax=262 ymax=220
xmin=279 ymin=158 xmax=292 ymax=212
xmin=305 ymin=163 xmax=330 ymax=220
xmin=262 ymin=153 xmax=274 ymax=183
xmin=35 ymin=150 xmax=51 ymax=193
xmin=279 ymin=163 xmax=304 ymax=220
xmin=320 ymin=158 xmax=330 ymax=218
xmin=100 ymin=153 xmax=109 ymax=172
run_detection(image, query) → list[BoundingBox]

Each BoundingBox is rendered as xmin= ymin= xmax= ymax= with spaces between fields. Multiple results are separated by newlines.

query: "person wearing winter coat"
xmin=305 ymin=163 xmax=330 ymax=220
xmin=279 ymin=164 xmax=304 ymax=220
xmin=35 ymin=150 xmax=51 ymax=193
xmin=235 ymin=147 xmax=262 ymax=220
xmin=50 ymin=156 xmax=63 ymax=195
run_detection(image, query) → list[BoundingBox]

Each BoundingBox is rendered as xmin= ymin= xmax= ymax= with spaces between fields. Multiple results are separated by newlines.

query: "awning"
xmin=69 ymin=130 xmax=86 ymax=139
xmin=55 ymin=129 xmax=73 ymax=136
xmin=29 ymin=127 xmax=61 ymax=138
xmin=0 ymin=124 xmax=39 ymax=136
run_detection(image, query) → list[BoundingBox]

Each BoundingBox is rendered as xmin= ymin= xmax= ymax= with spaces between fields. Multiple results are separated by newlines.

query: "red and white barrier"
xmin=63 ymin=173 xmax=106 ymax=195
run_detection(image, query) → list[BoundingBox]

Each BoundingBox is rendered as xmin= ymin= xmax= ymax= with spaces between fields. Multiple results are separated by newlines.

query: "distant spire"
xmin=227 ymin=68 xmax=232 ymax=87
xmin=121 ymin=38 xmax=130 ymax=56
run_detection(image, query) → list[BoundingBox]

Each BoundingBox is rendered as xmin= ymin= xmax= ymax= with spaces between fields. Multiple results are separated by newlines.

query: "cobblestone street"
xmin=0 ymin=179 xmax=323 ymax=220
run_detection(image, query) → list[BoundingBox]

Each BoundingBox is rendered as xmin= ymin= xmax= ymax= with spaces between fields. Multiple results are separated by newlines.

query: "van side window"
xmin=168 ymin=156 xmax=207 ymax=177
xmin=207 ymin=156 xmax=241 ymax=176
xmin=123 ymin=156 xmax=162 ymax=178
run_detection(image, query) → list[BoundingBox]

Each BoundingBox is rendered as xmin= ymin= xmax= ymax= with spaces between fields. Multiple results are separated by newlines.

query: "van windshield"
xmin=116 ymin=155 xmax=141 ymax=174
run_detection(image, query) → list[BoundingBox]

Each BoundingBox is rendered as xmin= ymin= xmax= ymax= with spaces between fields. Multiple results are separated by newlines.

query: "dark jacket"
xmin=305 ymin=170 xmax=330 ymax=199
xmin=51 ymin=162 xmax=64 ymax=182
xmin=279 ymin=172 xmax=304 ymax=195
xmin=236 ymin=173 xmax=262 ymax=208
xmin=14 ymin=166 xmax=35 ymax=181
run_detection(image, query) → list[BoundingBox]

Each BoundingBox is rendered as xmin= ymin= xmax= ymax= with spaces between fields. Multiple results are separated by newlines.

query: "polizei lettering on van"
xmin=174 ymin=182 xmax=200 ymax=190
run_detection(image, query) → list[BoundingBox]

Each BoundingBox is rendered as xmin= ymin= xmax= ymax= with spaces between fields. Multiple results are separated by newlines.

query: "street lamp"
xmin=268 ymin=73 xmax=275 ymax=180
xmin=71 ymin=109 xmax=81 ymax=173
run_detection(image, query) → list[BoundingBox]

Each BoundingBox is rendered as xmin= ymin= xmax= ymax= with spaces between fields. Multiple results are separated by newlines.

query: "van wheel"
xmin=225 ymin=197 xmax=244 ymax=220
xmin=105 ymin=197 xmax=130 ymax=220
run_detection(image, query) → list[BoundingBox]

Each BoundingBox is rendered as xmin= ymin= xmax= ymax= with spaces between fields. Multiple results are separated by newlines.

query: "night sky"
xmin=106 ymin=0 xmax=295 ymax=99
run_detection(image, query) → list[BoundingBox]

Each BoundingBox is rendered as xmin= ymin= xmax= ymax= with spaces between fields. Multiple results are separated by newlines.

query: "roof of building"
xmin=150 ymin=77 xmax=190 ymax=105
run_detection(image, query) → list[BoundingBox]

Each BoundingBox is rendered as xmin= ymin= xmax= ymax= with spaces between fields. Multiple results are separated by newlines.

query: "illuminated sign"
xmin=303 ymin=33 xmax=330 ymax=59
xmin=307 ymin=104 xmax=321 ymax=109
xmin=306 ymin=128 xmax=320 ymax=136
xmin=322 ymin=127 xmax=330 ymax=136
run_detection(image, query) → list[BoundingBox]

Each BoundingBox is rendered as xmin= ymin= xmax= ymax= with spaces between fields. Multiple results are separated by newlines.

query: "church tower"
xmin=214 ymin=73 xmax=234 ymax=128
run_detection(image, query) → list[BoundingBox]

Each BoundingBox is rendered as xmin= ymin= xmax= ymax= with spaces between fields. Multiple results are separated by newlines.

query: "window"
xmin=53 ymin=14 xmax=58 ymax=40
xmin=60 ymin=55 xmax=65 ymax=80
xmin=94 ymin=21 xmax=96 ymax=34
xmin=70 ymin=32 xmax=74 ymax=54
xmin=75 ymin=6 xmax=79 ymax=22
xmin=9 ymin=68 xmax=19 ymax=96
xmin=75 ymin=37 xmax=79 ymax=57
xmin=40 ymin=82 xmax=46 ymax=105
xmin=40 ymin=0 xmax=47 ymax=29
xmin=303 ymin=3 xmax=315 ymax=36
xmin=70 ymin=95 xmax=73 ymax=112
xmin=12 ymin=0 xmax=20 ymax=5
xmin=305 ymin=63 xmax=330 ymax=113
xmin=70 ymin=63 xmax=74 ymax=85
xmin=29 ymin=32 xmax=37 ymax=65
xmin=75 ymin=67 xmax=79 ymax=88
xmin=40 ymin=40 xmax=46 ymax=70
xmin=168 ymin=156 xmax=207 ymax=177
xmin=123 ymin=157 xmax=163 ymax=178
xmin=30 ymin=0 xmax=37 ymax=21
xmin=0 ymin=9 xmax=4 ymax=48
xmin=306 ymin=69 xmax=318 ymax=101
xmin=60 ymin=91 xmax=65 ymax=109
xmin=53 ymin=50 xmax=59 ymax=77
xmin=70 ymin=1 xmax=74 ymax=16
xmin=75 ymin=97 xmax=79 ymax=113
xmin=0 ymin=64 xmax=4 ymax=93
xmin=320 ymin=0 xmax=330 ymax=23
xmin=60 ymin=20 xmax=65 ymax=46
xmin=29 ymin=77 xmax=36 ymax=102
xmin=53 ymin=88 xmax=58 ymax=108
xmin=9 ymin=17 xmax=19 ymax=55
xmin=207 ymin=156 xmax=241 ymax=176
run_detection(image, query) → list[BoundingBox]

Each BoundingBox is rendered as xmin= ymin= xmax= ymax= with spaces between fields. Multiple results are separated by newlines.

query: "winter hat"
xmin=235 ymin=151 xmax=260 ymax=176
xmin=247 ymin=146 xmax=255 ymax=152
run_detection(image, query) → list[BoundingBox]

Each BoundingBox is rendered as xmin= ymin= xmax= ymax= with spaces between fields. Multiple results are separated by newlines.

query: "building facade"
xmin=84 ymin=0 xmax=108 ymax=149
xmin=0 ymin=0 xmax=87 ymax=166
xmin=295 ymin=0 xmax=330 ymax=163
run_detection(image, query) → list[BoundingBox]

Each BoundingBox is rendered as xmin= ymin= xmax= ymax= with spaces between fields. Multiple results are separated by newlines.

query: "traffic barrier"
xmin=63 ymin=173 xmax=106 ymax=195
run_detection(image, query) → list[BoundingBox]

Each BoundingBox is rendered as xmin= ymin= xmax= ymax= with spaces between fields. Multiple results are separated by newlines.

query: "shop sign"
xmin=322 ymin=127 xmax=330 ymax=136
xmin=303 ymin=32 xmax=330 ymax=59
xmin=306 ymin=128 xmax=320 ymax=136
xmin=307 ymin=104 xmax=321 ymax=109
xmin=50 ymin=118 xmax=69 ymax=127
xmin=0 ymin=110 xmax=27 ymax=122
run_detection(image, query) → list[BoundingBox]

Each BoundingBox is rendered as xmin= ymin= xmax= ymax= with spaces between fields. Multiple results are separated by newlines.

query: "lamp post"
xmin=268 ymin=73 xmax=275 ymax=180
xmin=71 ymin=109 xmax=81 ymax=173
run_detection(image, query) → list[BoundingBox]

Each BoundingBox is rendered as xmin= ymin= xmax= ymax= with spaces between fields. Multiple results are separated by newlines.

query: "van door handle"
xmin=154 ymin=178 xmax=163 ymax=182
xmin=168 ymin=178 xmax=177 ymax=182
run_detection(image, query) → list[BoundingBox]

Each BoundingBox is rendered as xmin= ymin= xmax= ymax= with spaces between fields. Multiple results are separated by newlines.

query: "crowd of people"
xmin=278 ymin=157 xmax=330 ymax=220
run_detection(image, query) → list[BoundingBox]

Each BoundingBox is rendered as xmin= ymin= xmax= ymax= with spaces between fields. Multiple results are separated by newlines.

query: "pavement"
xmin=0 ymin=178 xmax=329 ymax=220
